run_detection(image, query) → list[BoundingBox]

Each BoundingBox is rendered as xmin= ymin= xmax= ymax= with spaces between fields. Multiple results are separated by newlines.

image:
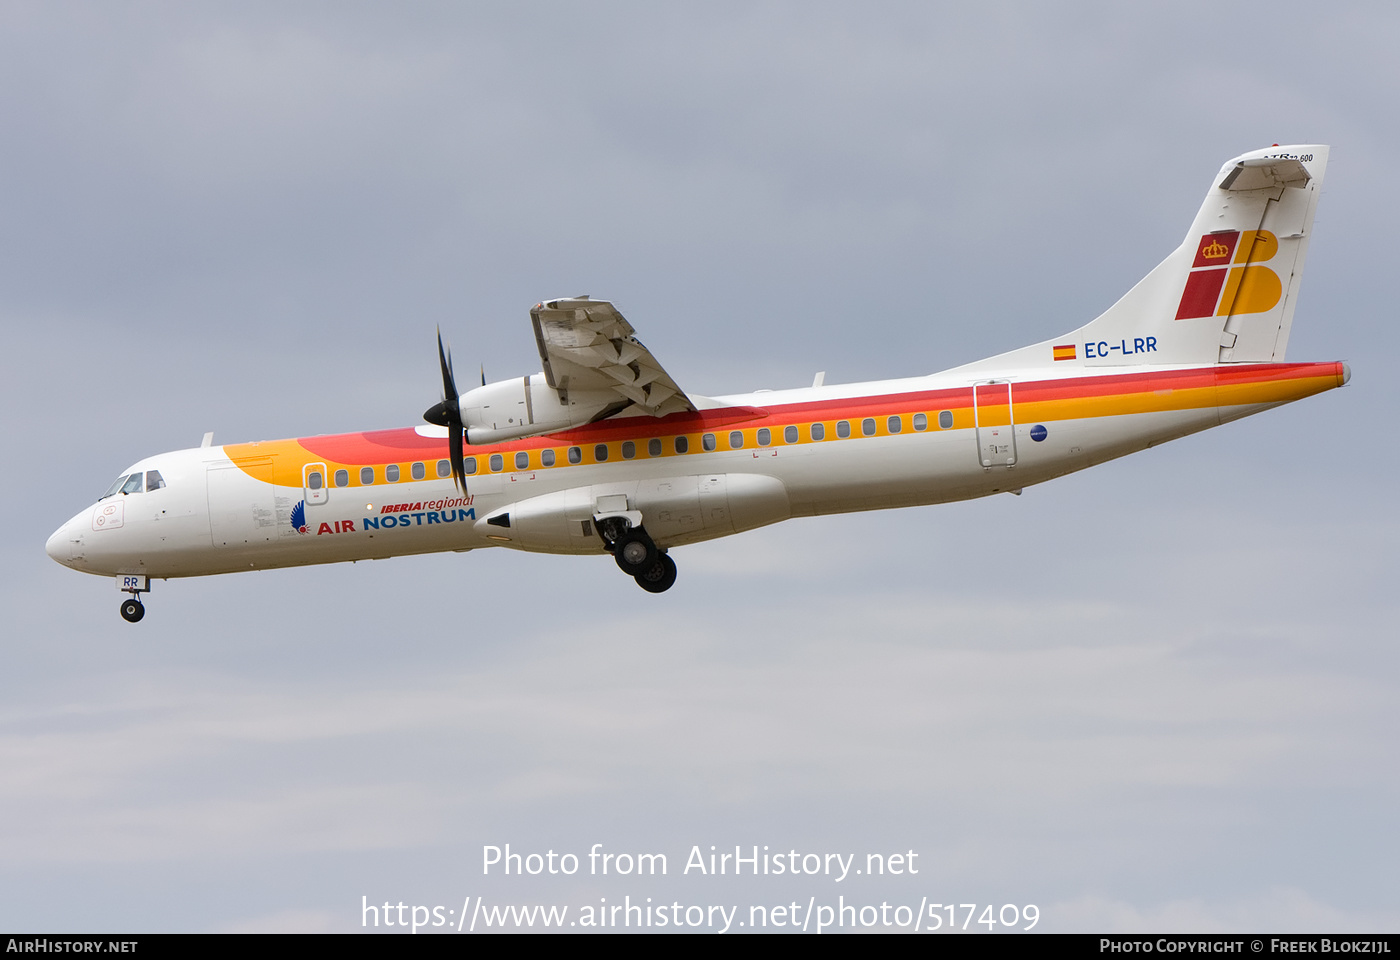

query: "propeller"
xmin=423 ymin=328 xmax=468 ymax=492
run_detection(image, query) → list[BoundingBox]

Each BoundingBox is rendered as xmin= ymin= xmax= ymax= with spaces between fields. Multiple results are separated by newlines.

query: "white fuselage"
xmin=45 ymin=360 xmax=1345 ymax=582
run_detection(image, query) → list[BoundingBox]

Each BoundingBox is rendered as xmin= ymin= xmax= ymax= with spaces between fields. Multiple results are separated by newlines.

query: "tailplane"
xmin=956 ymin=144 xmax=1328 ymax=374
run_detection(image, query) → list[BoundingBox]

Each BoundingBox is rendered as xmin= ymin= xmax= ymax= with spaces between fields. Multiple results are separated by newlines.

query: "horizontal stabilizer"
xmin=1219 ymin=157 xmax=1310 ymax=192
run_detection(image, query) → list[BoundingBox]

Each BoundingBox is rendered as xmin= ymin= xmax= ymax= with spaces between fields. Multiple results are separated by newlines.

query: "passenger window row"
xmin=323 ymin=409 xmax=959 ymax=485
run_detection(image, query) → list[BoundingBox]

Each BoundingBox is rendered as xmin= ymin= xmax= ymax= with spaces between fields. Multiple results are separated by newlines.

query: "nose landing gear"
xmin=116 ymin=575 xmax=149 ymax=622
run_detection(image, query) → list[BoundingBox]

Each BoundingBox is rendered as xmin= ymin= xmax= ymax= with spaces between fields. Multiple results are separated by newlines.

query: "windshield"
xmin=100 ymin=475 xmax=129 ymax=500
xmin=100 ymin=473 xmax=143 ymax=500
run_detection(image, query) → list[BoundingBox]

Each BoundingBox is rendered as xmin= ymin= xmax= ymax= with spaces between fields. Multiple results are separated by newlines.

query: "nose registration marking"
xmin=116 ymin=575 xmax=148 ymax=592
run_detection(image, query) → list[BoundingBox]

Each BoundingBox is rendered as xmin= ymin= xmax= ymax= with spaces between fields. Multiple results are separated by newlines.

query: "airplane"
xmin=47 ymin=144 xmax=1348 ymax=622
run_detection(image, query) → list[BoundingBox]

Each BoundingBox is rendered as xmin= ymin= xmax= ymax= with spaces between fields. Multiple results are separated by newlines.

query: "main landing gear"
xmin=598 ymin=518 xmax=678 ymax=594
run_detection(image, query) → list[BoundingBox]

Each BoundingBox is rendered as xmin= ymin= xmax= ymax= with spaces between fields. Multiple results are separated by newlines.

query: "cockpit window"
xmin=146 ymin=470 xmax=166 ymax=491
xmin=101 ymin=476 xmax=129 ymax=499
xmin=121 ymin=473 xmax=144 ymax=495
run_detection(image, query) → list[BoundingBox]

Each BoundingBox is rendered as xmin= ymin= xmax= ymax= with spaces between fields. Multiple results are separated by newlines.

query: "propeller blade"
xmin=448 ymin=425 xmax=466 ymax=493
xmin=426 ymin=328 xmax=469 ymax=493
xmin=438 ymin=328 xmax=459 ymax=405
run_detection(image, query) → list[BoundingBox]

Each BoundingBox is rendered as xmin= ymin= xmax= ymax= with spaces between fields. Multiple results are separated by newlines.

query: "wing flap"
xmin=530 ymin=297 xmax=695 ymax=418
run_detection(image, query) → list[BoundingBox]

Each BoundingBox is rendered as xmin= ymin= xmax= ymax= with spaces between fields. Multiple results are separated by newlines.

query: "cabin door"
xmin=973 ymin=381 xmax=1017 ymax=468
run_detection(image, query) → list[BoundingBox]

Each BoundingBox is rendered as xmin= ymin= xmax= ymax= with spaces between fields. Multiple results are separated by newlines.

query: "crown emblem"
xmin=1201 ymin=239 xmax=1230 ymax=259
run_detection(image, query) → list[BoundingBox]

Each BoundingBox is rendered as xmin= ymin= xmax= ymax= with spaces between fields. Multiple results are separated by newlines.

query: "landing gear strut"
xmin=598 ymin=518 xmax=678 ymax=594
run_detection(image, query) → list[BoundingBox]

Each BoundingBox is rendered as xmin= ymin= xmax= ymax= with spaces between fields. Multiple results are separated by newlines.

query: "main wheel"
xmin=613 ymin=531 xmax=658 ymax=576
xmin=634 ymin=554 xmax=677 ymax=593
xmin=120 ymin=598 xmax=145 ymax=622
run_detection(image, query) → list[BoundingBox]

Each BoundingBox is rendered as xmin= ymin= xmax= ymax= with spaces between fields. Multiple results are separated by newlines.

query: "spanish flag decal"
xmin=1053 ymin=344 xmax=1076 ymax=361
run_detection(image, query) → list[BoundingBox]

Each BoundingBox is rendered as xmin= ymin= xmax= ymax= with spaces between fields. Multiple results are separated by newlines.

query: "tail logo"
xmin=1200 ymin=238 xmax=1231 ymax=260
xmin=1176 ymin=231 xmax=1283 ymax=320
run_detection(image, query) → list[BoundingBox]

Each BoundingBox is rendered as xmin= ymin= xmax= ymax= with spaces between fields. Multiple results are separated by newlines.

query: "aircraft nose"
xmin=45 ymin=525 xmax=67 ymax=564
xmin=46 ymin=515 xmax=82 ymax=567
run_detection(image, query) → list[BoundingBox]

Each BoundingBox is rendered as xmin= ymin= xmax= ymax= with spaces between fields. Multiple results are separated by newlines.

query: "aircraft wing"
xmin=529 ymin=297 xmax=696 ymax=418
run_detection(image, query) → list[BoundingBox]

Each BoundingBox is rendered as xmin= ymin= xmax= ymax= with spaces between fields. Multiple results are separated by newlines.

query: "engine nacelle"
xmin=460 ymin=374 xmax=619 ymax=445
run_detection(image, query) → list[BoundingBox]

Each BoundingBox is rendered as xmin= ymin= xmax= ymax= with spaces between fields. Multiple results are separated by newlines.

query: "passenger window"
xmin=862 ymin=418 xmax=876 ymax=436
xmin=757 ymin=428 xmax=771 ymax=446
xmin=542 ymin=449 xmax=556 ymax=467
xmin=887 ymin=416 xmax=901 ymax=434
xmin=595 ymin=444 xmax=609 ymax=462
xmin=675 ymin=436 xmax=689 ymax=454
xmin=145 ymin=470 xmax=166 ymax=491
xmin=308 ymin=471 xmax=324 ymax=490
xmin=648 ymin=438 xmax=662 ymax=457
xmin=360 ymin=467 xmax=374 ymax=485
xmin=334 ymin=469 xmax=349 ymax=487
xmin=729 ymin=431 xmax=744 ymax=449
xmin=568 ymin=446 xmax=582 ymax=464
xmin=811 ymin=423 xmax=826 ymax=441
xmin=489 ymin=454 xmax=503 ymax=472
xmin=437 ymin=459 xmax=451 ymax=478
xmin=464 ymin=457 xmax=478 ymax=475
xmin=385 ymin=464 xmax=400 ymax=482
xmin=702 ymin=434 xmax=716 ymax=451
xmin=837 ymin=420 xmax=851 ymax=439
xmin=121 ymin=473 xmax=143 ymax=494
xmin=913 ymin=413 xmax=928 ymax=431
xmin=939 ymin=410 xmax=954 ymax=429
xmin=622 ymin=441 xmax=635 ymax=460
xmin=784 ymin=425 xmax=798 ymax=444
xmin=515 ymin=451 xmax=529 ymax=470
xmin=411 ymin=462 xmax=425 ymax=480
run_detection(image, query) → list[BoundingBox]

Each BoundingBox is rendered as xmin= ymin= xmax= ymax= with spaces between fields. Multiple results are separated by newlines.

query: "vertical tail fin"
xmin=958 ymin=145 xmax=1329 ymax=374
xmin=1175 ymin=144 xmax=1327 ymax=363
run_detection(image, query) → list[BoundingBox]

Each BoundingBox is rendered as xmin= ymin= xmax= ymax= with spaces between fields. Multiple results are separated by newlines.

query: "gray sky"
xmin=3 ymin=1 xmax=1397 ymax=933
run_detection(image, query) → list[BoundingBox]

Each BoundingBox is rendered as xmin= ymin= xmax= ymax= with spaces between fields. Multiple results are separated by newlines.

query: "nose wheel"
xmin=117 ymin=577 xmax=150 ymax=622
xmin=120 ymin=597 xmax=146 ymax=622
